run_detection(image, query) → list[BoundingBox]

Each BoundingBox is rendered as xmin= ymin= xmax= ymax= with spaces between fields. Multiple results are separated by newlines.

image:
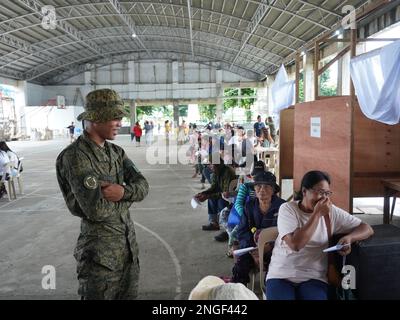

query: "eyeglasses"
xmin=255 ymin=184 xmax=273 ymax=190
xmin=310 ymin=188 xmax=333 ymax=197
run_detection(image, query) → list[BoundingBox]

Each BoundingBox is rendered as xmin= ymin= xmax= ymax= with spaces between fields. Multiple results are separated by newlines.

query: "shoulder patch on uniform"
xmin=83 ymin=175 xmax=98 ymax=190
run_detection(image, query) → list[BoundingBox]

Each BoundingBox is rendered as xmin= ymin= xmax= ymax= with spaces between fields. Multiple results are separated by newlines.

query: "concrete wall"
xmin=24 ymin=106 xmax=84 ymax=136
xmin=59 ymin=60 xmax=249 ymax=86
xmin=25 ymin=60 xmax=260 ymax=107
xmin=0 ymin=79 xmax=28 ymax=136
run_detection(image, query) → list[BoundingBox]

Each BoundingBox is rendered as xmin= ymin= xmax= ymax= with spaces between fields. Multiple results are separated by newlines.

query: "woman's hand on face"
xmin=314 ymin=197 xmax=331 ymax=217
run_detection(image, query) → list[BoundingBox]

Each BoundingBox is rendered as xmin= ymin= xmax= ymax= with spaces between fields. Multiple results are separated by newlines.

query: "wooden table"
xmin=382 ymin=179 xmax=400 ymax=224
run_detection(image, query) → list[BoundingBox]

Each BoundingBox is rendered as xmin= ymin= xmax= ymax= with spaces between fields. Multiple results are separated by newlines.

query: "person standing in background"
xmin=266 ymin=117 xmax=276 ymax=142
xmin=253 ymin=115 xmax=265 ymax=139
xmin=165 ymin=120 xmax=171 ymax=145
xmin=133 ymin=121 xmax=142 ymax=147
xmin=67 ymin=122 xmax=76 ymax=143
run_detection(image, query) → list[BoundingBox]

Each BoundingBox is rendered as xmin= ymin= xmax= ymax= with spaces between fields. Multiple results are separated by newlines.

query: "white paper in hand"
xmin=233 ymin=247 xmax=257 ymax=257
xmin=323 ymin=243 xmax=350 ymax=253
xmin=191 ymin=197 xmax=201 ymax=209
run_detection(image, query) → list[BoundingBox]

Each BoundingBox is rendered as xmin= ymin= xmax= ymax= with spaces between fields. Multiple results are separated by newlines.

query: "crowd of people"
xmin=184 ymin=117 xmax=374 ymax=300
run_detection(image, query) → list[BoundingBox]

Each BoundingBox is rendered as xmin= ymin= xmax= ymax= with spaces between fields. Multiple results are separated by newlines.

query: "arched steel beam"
xmin=3 ymin=26 xmax=281 ymax=73
xmin=44 ymin=51 xmax=261 ymax=84
xmin=2 ymin=1 xmax=303 ymax=59
xmin=25 ymin=40 xmax=268 ymax=81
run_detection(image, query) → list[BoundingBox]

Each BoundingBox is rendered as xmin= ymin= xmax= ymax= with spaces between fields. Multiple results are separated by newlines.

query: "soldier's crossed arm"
xmin=61 ymin=152 xmax=129 ymax=222
xmin=121 ymin=155 xmax=149 ymax=204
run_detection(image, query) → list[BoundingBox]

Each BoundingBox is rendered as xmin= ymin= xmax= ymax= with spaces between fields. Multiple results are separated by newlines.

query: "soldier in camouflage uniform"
xmin=56 ymin=89 xmax=149 ymax=300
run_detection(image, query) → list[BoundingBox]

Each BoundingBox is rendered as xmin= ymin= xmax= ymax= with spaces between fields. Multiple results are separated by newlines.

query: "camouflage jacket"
xmin=201 ymin=165 xmax=236 ymax=199
xmin=56 ymin=131 xmax=149 ymax=270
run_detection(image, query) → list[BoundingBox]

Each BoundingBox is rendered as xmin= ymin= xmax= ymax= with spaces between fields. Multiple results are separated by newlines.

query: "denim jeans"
xmin=266 ymin=278 xmax=328 ymax=300
xmin=201 ymin=165 xmax=212 ymax=184
xmin=207 ymin=198 xmax=228 ymax=224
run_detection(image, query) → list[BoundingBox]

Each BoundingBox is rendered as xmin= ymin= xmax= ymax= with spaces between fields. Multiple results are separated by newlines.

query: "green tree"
xmin=223 ymin=88 xmax=239 ymax=111
xmin=320 ymin=69 xmax=337 ymax=97
xmin=241 ymin=88 xmax=256 ymax=122
xmin=133 ymin=105 xmax=173 ymax=121
xmin=198 ymin=104 xmax=216 ymax=121
xmin=136 ymin=106 xmax=155 ymax=118
xmin=299 ymin=73 xmax=305 ymax=103
xmin=222 ymin=87 xmax=257 ymax=121
xmin=179 ymin=105 xmax=188 ymax=117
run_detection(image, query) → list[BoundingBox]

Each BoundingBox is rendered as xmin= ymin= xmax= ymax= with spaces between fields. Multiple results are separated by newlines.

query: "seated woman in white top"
xmin=0 ymin=141 xmax=19 ymax=177
xmin=0 ymin=149 xmax=10 ymax=178
xmin=266 ymin=170 xmax=374 ymax=300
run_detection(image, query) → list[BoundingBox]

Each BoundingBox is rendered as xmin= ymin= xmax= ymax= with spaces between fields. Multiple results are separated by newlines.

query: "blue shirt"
xmin=254 ymin=121 xmax=266 ymax=137
xmin=234 ymin=183 xmax=255 ymax=218
xmin=237 ymin=195 xmax=286 ymax=249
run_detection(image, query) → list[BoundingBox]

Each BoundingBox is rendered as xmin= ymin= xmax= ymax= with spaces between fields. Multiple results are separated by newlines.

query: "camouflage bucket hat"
xmin=77 ymin=89 xmax=128 ymax=122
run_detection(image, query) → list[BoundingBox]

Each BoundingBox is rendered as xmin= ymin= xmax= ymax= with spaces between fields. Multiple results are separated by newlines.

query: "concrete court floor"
xmin=0 ymin=134 xmax=399 ymax=300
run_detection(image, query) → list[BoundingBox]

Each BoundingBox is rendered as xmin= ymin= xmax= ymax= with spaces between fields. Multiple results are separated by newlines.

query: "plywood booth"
xmin=293 ymin=96 xmax=400 ymax=213
xmin=278 ymin=107 xmax=295 ymax=189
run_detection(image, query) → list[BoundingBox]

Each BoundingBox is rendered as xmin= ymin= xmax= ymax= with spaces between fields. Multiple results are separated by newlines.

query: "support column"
xmin=216 ymin=68 xmax=223 ymax=123
xmin=295 ymin=52 xmax=300 ymax=104
xmin=128 ymin=60 xmax=135 ymax=96
xmin=130 ymin=100 xmax=136 ymax=132
xmin=173 ymin=101 xmax=179 ymax=130
xmin=304 ymin=52 xmax=315 ymax=102
xmin=267 ymin=75 xmax=275 ymax=116
xmin=84 ymin=71 xmax=91 ymax=86
xmin=337 ymin=57 xmax=343 ymax=96
xmin=172 ymin=61 xmax=179 ymax=129
xmin=216 ymin=88 xmax=223 ymax=123
xmin=349 ymin=28 xmax=357 ymax=215
xmin=341 ymin=52 xmax=351 ymax=95
xmin=313 ymin=41 xmax=320 ymax=100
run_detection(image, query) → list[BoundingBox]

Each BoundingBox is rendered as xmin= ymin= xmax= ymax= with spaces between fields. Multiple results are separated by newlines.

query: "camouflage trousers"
xmin=77 ymin=250 xmax=140 ymax=300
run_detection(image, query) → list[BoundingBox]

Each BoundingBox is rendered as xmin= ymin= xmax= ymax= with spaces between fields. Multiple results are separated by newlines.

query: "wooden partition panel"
xmin=293 ymin=97 xmax=352 ymax=211
xmin=279 ymin=107 xmax=295 ymax=184
xmin=353 ymin=102 xmax=400 ymax=196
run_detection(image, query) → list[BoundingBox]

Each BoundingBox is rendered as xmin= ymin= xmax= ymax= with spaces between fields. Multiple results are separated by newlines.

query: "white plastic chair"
xmin=248 ymin=227 xmax=279 ymax=298
xmin=14 ymin=157 xmax=24 ymax=195
xmin=1 ymin=162 xmax=17 ymax=201
xmin=258 ymin=227 xmax=279 ymax=299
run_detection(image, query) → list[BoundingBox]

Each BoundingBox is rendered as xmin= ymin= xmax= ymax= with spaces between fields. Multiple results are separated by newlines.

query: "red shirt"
xmin=133 ymin=125 xmax=142 ymax=137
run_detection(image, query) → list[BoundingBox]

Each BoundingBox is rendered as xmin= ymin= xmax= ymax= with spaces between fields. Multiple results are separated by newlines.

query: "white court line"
xmin=134 ymin=221 xmax=182 ymax=300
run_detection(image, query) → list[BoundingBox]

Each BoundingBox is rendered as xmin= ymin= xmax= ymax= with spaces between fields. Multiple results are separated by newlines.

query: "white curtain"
xmin=271 ymin=65 xmax=295 ymax=122
xmin=350 ymin=40 xmax=400 ymax=125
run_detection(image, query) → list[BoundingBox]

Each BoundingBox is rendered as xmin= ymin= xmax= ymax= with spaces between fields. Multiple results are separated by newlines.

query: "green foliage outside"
xmin=178 ymin=105 xmax=188 ymax=117
xmin=223 ymin=87 xmax=257 ymax=121
xmin=133 ymin=105 xmax=173 ymax=120
xmin=320 ymin=69 xmax=337 ymax=97
xmin=198 ymin=104 xmax=216 ymax=121
xmin=298 ymin=68 xmax=337 ymax=102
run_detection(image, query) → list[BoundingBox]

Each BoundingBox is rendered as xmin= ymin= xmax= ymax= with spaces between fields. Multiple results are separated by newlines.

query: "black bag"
xmin=346 ymin=224 xmax=400 ymax=300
